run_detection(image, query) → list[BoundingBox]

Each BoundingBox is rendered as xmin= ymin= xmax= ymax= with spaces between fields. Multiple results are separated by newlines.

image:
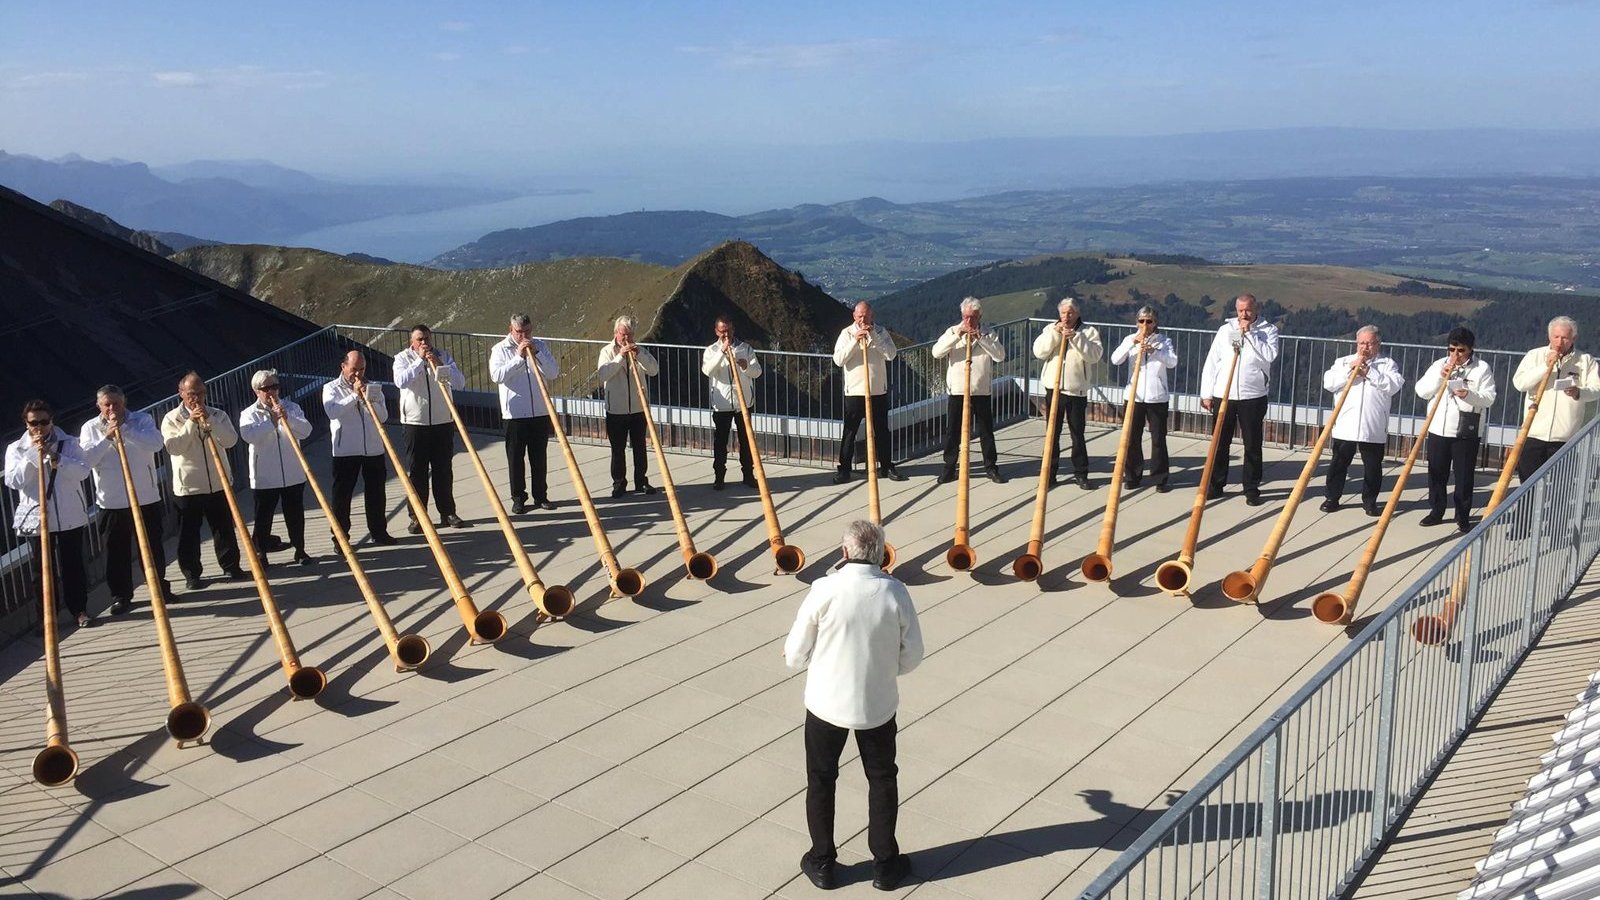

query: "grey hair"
xmin=510 ymin=313 xmax=531 ymax=329
xmin=1356 ymin=324 xmax=1381 ymax=340
xmin=960 ymin=296 xmax=982 ymax=315
xmin=841 ymin=520 xmax=886 ymax=564
xmin=614 ymin=315 xmax=637 ymax=333
xmin=250 ymin=369 xmax=279 ymax=391
xmin=1136 ymin=306 xmax=1157 ymax=322
xmin=1058 ymin=297 xmax=1079 ymax=313
xmin=1550 ymin=315 xmax=1578 ymax=337
xmin=96 ymin=384 xmax=126 ymax=402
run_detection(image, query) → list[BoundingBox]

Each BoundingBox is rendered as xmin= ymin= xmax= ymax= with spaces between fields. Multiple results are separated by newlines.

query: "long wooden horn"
xmin=1080 ymin=331 xmax=1148 ymax=582
xmin=1413 ymin=356 xmax=1558 ymax=645
xmin=1013 ymin=328 xmax=1070 ymax=581
xmin=1312 ymin=381 xmax=1451 ymax=625
xmin=356 ymin=387 xmax=508 ymax=643
xmin=432 ymin=357 xmax=574 ymax=617
xmin=196 ymin=415 xmax=328 ymax=697
xmin=1155 ymin=343 xmax=1243 ymax=595
xmin=527 ymin=349 xmax=646 ymax=597
xmin=31 ymin=443 xmax=79 ymax=786
xmin=725 ymin=344 xmax=804 ymax=574
xmin=1221 ymin=362 xmax=1362 ymax=604
xmin=860 ymin=340 xmax=896 ymax=569
xmin=272 ymin=400 xmax=432 ymax=669
xmin=946 ymin=337 xmax=977 ymax=571
xmin=107 ymin=427 xmax=212 ymax=740
xmin=628 ymin=352 xmax=716 ymax=579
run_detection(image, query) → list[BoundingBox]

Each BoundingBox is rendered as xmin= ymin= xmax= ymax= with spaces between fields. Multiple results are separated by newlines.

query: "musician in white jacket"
xmin=5 ymin=400 xmax=94 ymax=629
xmin=78 ymin=384 xmax=170 ymax=613
xmin=1415 ymin=327 xmax=1497 ymax=532
xmin=323 ymin=351 xmax=395 ymax=545
xmin=831 ymin=302 xmax=906 ymax=485
xmin=1198 ymin=294 xmax=1281 ymax=505
xmin=490 ymin=314 xmax=560 ymax=512
xmin=701 ymin=316 xmax=763 ymax=490
xmin=1319 ymin=326 xmax=1404 ymax=516
xmin=1032 ymin=297 xmax=1104 ymax=489
xmin=1510 ymin=315 xmax=1600 ymax=482
xmin=1109 ymin=308 xmax=1179 ymax=492
xmin=596 ymin=315 xmax=660 ymax=498
xmin=393 ymin=324 xmax=468 ymax=531
xmin=238 ymin=369 xmax=315 ymax=565
xmin=933 ymin=297 xmax=1008 ymax=484
xmin=161 ymin=372 xmax=245 ymax=590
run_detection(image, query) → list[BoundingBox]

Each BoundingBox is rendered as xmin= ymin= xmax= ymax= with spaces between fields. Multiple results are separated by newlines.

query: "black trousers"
xmin=403 ymin=423 xmax=456 ymax=518
xmin=253 ymin=484 xmax=305 ymax=553
xmin=1127 ymin=401 xmax=1170 ymax=485
xmin=332 ymin=454 xmax=388 ymax=537
xmin=1517 ymin=438 xmax=1564 ymax=483
xmin=1426 ymin=433 xmax=1479 ymax=524
xmin=103 ymin=502 xmax=167 ymax=602
xmin=606 ymin=412 xmax=649 ymax=489
xmin=839 ymin=395 xmax=893 ymax=473
xmin=942 ymin=394 xmax=998 ymax=470
xmin=1209 ymin=395 xmax=1268 ymax=492
xmin=1044 ymin=393 xmax=1089 ymax=480
xmin=804 ymin=711 xmax=900 ymax=866
xmin=712 ymin=410 xmax=753 ymax=480
xmin=1327 ymin=439 xmax=1384 ymax=505
xmin=28 ymin=527 xmax=88 ymax=620
xmin=175 ymin=491 xmax=240 ymax=578
xmin=505 ymin=416 xmax=552 ymax=503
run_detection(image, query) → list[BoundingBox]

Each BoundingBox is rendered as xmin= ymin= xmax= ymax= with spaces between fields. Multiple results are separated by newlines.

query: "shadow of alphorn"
xmin=1081 ymin=332 xmax=1149 ymax=583
xmin=724 ymin=344 xmax=804 ymax=574
xmin=628 ymin=352 xmax=716 ymax=580
xmin=1013 ymin=328 xmax=1068 ymax=581
xmin=1155 ymin=343 xmax=1241 ymax=595
xmin=31 ymin=443 xmax=79 ymax=786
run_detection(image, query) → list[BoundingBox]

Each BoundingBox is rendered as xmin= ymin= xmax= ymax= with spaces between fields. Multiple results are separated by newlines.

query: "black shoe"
xmin=443 ymin=514 xmax=470 ymax=528
xmin=1206 ymin=486 xmax=1225 ymax=501
xmin=1122 ymin=479 xmax=1139 ymax=491
xmin=1319 ymin=499 xmax=1339 ymax=513
xmin=742 ymin=475 xmax=758 ymax=489
xmin=872 ymin=854 xmax=912 ymax=891
xmin=1246 ymin=491 xmax=1265 ymax=507
xmin=936 ymin=470 xmax=957 ymax=485
xmin=1075 ymin=474 xmax=1091 ymax=490
xmin=78 ymin=614 xmax=98 ymax=629
xmin=535 ymin=499 xmax=558 ymax=511
xmin=712 ymin=479 xmax=725 ymax=491
xmin=407 ymin=518 xmax=423 ymax=535
xmin=882 ymin=466 xmax=907 ymax=482
xmin=184 ymin=575 xmax=204 ymax=591
xmin=612 ymin=484 xmax=627 ymax=498
xmin=293 ymin=552 xmax=316 ymax=566
xmin=1364 ymin=502 xmax=1380 ymax=517
xmin=832 ymin=470 xmax=850 ymax=485
xmin=1048 ymin=474 xmax=1063 ymax=487
xmin=985 ymin=467 xmax=1006 ymax=485
xmin=511 ymin=499 xmax=529 ymax=515
xmin=1155 ymin=482 xmax=1172 ymax=493
xmin=225 ymin=568 xmax=249 ymax=582
xmin=636 ymin=482 xmax=657 ymax=495
xmin=800 ymin=853 xmax=837 ymax=891
xmin=371 ymin=532 xmax=399 ymax=546
xmin=1420 ymin=512 xmax=1444 ymax=526
xmin=110 ymin=598 xmax=132 ymax=615
xmin=1458 ymin=519 xmax=1474 ymax=534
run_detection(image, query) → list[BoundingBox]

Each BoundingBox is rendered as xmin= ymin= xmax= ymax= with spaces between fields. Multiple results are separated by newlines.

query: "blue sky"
xmin=4 ymin=0 xmax=1599 ymax=179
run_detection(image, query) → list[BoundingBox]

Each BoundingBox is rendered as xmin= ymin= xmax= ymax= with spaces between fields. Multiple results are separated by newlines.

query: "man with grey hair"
xmin=596 ymin=315 xmax=660 ymax=497
xmin=933 ymin=297 xmax=1008 ymax=483
xmin=491 ymin=313 xmax=560 ymax=512
xmin=323 ymin=350 xmax=396 ymax=545
xmin=832 ymin=301 xmax=907 ymax=484
xmin=394 ymin=324 xmax=469 ymax=530
xmin=1511 ymin=315 xmax=1600 ymax=482
xmin=1319 ymin=326 xmax=1403 ymax=516
xmin=785 ymin=519 xmax=923 ymax=892
xmin=1032 ymin=296 xmax=1104 ymax=488
xmin=161 ymin=372 xmax=246 ymax=589
xmin=1199 ymin=294 xmax=1280 ymax=505
xmin=79 ymin=385 xmax=172 ymax=613
xmin=239 ymin=369 xmax=316 ymax=565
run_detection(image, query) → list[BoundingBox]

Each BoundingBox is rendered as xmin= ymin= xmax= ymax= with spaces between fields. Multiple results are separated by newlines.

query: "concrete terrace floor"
xmin=0 ymin=417 xmax=1472 ymax=900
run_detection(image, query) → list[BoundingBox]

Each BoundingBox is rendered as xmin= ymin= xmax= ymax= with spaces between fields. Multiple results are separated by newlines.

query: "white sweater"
xmin=77 ymin=411 xmax=164 ymax=510
xmin=931 ymin=327 xmax=1006 ymax=396
xmin=393 ymin=348 xmax=466 ymax=426
xmin=701 ymin=341 xmax=763 ymax=413
xmin=832 ymin=325 xmax=898 ymax=397
xmin=1109 ymin=333 xmax=1179 ymax=403
xmin=784 ymin=560 xmax=924 ymax=730
xmin=1416 ymin=357 xmax=1497 ymax=439
xmin=490 ymin=336 xmax=560 ymax=419
xmin=1033 ymin=325 xmax=1105 ymax=397
xmin=1199 ymin=318 xmax=1281 ymax=401
xmin=1511 ymin=347 xmax=1600 ymax=443
xmin=595 ymin=343 xmax=660 ymax=415
xmin=322 ymin=378 xmax=389 ymax=458
xmin=1323 ymin=354 xmax=1404 ymax=444
xmin=238 ymin=399 xmax=313 ymax=490
xmin=161 ymin=404 xmax=238 ymax=496
xmin=4 ymin=428 xmax=91 ymax=534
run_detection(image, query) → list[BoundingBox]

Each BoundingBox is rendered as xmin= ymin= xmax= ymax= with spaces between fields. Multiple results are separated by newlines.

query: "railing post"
xmin=1522 ymin=480 xmax=1550 ymax=637
xmin=1456 ymin=547 xmax=1486 ymax=733
xmin=1257 ymin=729 xmax=1280 ymax=900
xmin=1285 ymin=341 xmax=1301 ymax=450
xmin=1371 ymin=617 xmax=1400 ymax=844
xmin=1568 ymin=442 xmax=1594 ymax=594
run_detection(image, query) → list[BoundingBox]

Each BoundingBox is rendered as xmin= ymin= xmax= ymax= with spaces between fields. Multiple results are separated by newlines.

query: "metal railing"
xmin=1077 ymin=413 xmax=1600 ymax=899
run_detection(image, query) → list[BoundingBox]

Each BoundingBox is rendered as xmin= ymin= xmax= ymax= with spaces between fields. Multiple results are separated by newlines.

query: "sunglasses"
xmin=260 ymin=385 xmax=281 ymax=391
xmin=1137 ymin=319 xmax=1154 ymax=324
xmin=1448 ymin=346 xmax=1470 ymax=352
xmin=25 ymin=418 xmax=51 ymax=427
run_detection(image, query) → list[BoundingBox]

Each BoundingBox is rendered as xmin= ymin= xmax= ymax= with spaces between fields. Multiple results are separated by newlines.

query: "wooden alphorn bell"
xmin=272 ymin=393 xmax=432 ymax=669
xmin=1412 ymin=356 xmax=1557 ymax=645
xmin=627 ymin=350 xmax=717 ymax=579
xmin=1312 ymin=378 xmax=1451 ymax=626
xmin=195 ymin=410 xmax=328 ymax=698
xmin=434 ymin=355 xmax=574 ymax=617
xmin=860 ymin=339 xmax=896 ymax=569
xmin=724 ymin=343 xmax=804 ymax=574
xmin=1221 ymin=362 xmax=1362 ymax=604
xmin=31 ymin=442 xmax=79 ymax=787
xmin=355 ymin=377 xmax=508 ymax=642
xmin=528 ymin=348 xmax=646 ymax=597
xmin=946 ymin=336 xmax=978 ymax=571
xmin=1013 ymin=327 xmax=1070 ymax=581
xmin=1155 ymin=342 xmax=1242 ymax=595
xmin=107 ymin=425 xmax=212 ymax=741
xmin=1080 ymin=329 xmax=1149 ymax=582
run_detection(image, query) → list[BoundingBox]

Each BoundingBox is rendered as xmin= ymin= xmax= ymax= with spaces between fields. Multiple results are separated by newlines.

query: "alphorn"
xmin=108 ymin=426 xmax=212 ymax=741
xmin=31 ymin=443 xmax=79 ymax=787
xmin=272 ymin=396 xmax=432 ymax=669
xmin=196 ymin=412 xmax=327 ymax=698
xmin=1221 ymin=363 xmax=1362 ymax=604
xmin=946 ymin=336 xmax=977 ymax=571
xmin=628 ymin=351 xmax=717 ymax=579
xmin=860 ymin=340 xmax=896 ymax=569
xmin=1013 ymin=328 xmax=1070 ymax=581
xmin=725 ymin=344 xmax=804 ymax=574
xmin=1155 ymin=342 xmax=1243 ymax=595
xmin=434 ymin=355 xmax=574 ymax=617
xmin=527 ymin=348 xmax=646 ymax=597
xmin=355 ymin=381 xmax=508 ymax=642
xmin=1080 ymin=330 xmax=1149 ymax=582
xmin=1312 ymin=378 xmax=1451 ymax=625
xmin=1413 ymin=356 xmax=1558 ymax=645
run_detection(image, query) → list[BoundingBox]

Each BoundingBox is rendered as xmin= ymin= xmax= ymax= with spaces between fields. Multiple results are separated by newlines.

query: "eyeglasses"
xmin=1448 ymin=346 xmax=1470 ymax=353
xmin=25 ymin=418 xmax=51 ymax=427
xmin=1137 ymin=319 xmax=1154 ymax=324
xmin=260 ymin=384 xmax=281 ymax=391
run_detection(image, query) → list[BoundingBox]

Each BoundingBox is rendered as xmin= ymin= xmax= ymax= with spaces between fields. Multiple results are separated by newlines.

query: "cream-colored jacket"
xmin=1033 ymin=324 xmax=1104 ymax=397
xmin=931 ymin=327 xmax=1005 ymax=396
xmin=1511 ymin=347 xmax=1600 ymax=443
xmin=161 ymin=404 xmax=238 ymax=496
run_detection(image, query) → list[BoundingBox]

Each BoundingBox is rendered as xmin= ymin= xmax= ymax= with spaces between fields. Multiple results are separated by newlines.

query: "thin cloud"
xmin=149 ymin=66 xmax=330 ymax=90
xmin=680 ymin=38 xmax=897 ymax=70
xmin=440 ymin=20 xmax=472 ymax=31
xmin=4 ymin=71 xmax=91 ymax=90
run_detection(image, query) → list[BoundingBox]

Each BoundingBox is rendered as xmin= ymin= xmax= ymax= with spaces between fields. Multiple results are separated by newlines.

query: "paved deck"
xmin=0 ymin=418 xmax=1469 ymax=900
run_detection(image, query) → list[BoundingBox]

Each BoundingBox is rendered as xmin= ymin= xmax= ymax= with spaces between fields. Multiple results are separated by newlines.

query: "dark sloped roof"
xmin=0 ymin=185 xmax=322 ymax=428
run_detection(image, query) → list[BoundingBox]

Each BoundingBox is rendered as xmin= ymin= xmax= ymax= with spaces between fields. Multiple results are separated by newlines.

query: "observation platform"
xmin=0 ymin=416 xmax=1473 ymax=899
